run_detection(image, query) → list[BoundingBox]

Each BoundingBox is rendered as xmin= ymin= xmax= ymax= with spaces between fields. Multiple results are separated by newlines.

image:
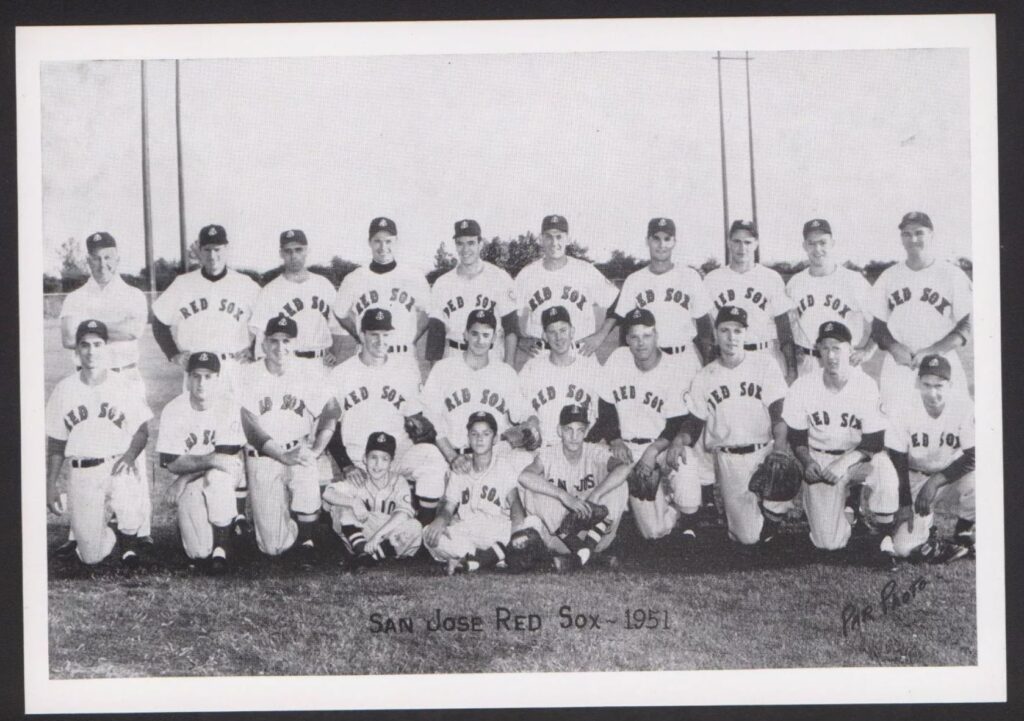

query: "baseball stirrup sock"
xmin=701 ymin=484 xmax=715 ymax=507
xmin=340 ymin=524 xmax=366 ymax=555
xmin=212 ymin=523 xmax=232 ymax=551
xmin=955 ymin=518 xmax=975 ymax=546
xmin=297 ymin=519 xmax=316 ymax=545
xmin=416 ymin=497 xmax=440 ymax=525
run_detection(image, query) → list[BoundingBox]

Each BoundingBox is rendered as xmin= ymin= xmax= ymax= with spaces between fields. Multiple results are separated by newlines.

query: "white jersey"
xmin=885 ymin=394 xmax=975 ymax=474
xmin=156 ymin=392 xmax=246 ymax=457
xmin=328 ymin=354 xmax=425 ymax=462
xmin=151 ymin=269 xmax=260 ymax=354
xmin=45 ymin=372 xmax=153 ymax=457
xmin=871 ymin=260 xmax=973 ymax=352
xmin=326 ymin=471 xmax=415 ymax=517
xmin=535 ymin=442 xmax=612 ymax=498
xmin=333 ymin=265 xmax=430 ymax=348
xmin=422 ymin=353 xmax=529 ymax=449
xmin=616 ymin=265 xmax=712 ymax=347
xmin=782 ymin=368 xmax=886 ymax=451
xmin=687 ymin=351 xmax=787 ymax=448
xmin=786 ymin=266 xmax=874 ymax=350
xmin=518 ymin=352 xmax=603 ymax=442
xmin=60 ymin=275 xmax=148 ymax=368
xmin=430 ymin=262 xmax=518 ymax=343
xmin=444 ymin=443 xmax=534 ymax=518
xmin=236 ymin=360 xmax=333 ymax=444
xmin=704 ymin=264 xmax=793 ymax=344
xmin=250 ymin=273 xmax=340 ymax=354
xmin=598 ymin=347 xmax=698 ymax=441
xmin=515 ymin=257 xmax=619 ymax=338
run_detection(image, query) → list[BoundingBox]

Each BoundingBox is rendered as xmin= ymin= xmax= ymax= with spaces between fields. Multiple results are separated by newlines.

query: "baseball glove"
xmin=403 ymin=413 xmax=437 ymax=445
xmin=748 ymin=451 xmax=803 ymax=502
xmin=501 ymin=423 xmax=542 ymax=451
xmin=556 ymin=501 xmax=610 ymax=537
xmin=506 ymin=527 xmax=550 ymax=573
xmin=626 ymin=462 xmax=659 ymax=502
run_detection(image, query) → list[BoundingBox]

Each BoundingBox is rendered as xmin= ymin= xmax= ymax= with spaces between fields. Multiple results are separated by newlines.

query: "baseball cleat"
xmin=680 ymin=528 xmax=697 ymax=544
xmin=444 ymin=559 xmax=462 ymax=576
xmin=232 ymin=515 xmax=251 ymax=537
xmin=296 ymin=542 xmax=317 ymax=570
xmin=930 ymin=541 xmax=972 ymax=564
xmin=552 ymin=555 xmax=578 ymax=574
xmin=54 ymin=539 xmax=78 ymax=560
xmin=209 ymin=547 xmax=229 ymax=575
xmin=120 ymin=549 xmax=140 ymax=569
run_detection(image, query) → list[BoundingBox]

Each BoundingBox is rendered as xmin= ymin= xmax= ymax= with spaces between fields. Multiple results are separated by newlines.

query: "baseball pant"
xmin=245 ymin=452 xmax=322 ymax=556
xmin=392 ymin=442 xmax=449 ymax=503
xmin=519 ymin=482 xmax=628 ymax=554
xmin=879 ymin=349 xmax=969 ymax=413
xmin=695 ymin=430 xmax=716 ymax=489
xmin=802 ymin=450 xmax=899 ymax=550
xmin=66 ymin=458 xmax=147 ymax=565
xmin=892 ymin=469 xmax=975 ymax=558
xmin=626 ymin=441 xmax=702 ymax=540
xmin=325 ymin=508 xmax=423 ymax=558
xmin=715 ymin=443 xmax=792 ymax=545
xmin=175 ymin=465 xmax=243 ymax=560
xmin=425 ymin=512 xmax=511 ymax=562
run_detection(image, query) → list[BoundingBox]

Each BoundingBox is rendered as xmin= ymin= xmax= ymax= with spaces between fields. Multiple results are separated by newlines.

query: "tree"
xmin=594 ymin=249 xmax=646 ymax=282
xmin=698 ymin=257 xmax=721 ymax=277
xmin=862 ymin=259 xmax=898 ymax=284
xmin=57 ymin=236 xmax=89 ymax=291
xmin=427 ymin=242 xmax=458 ymax=285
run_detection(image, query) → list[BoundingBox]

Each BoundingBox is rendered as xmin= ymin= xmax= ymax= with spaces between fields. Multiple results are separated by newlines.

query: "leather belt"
xmin=211 ymin=350 xmax=247 ymax=361
xmin=70 ymin=454 xmax=121 ymax=469
xmin=797 ymin=346 xmax=821 ymax=358
xmin=448 ymin=339 xmax=468 ymax=351
xmin=626 ymin=437 xmax=655 ymax=445
xmin=811 ymin=446 xmax=845 ymax=456
xmin=76 ymin=362 xmax=137 ymax=373
xmin=538 ymin=340 xmax=581 ymax=351
xmin=246 ymin=439 xmax=303 ymax=458
xmin=388 ymin=344 xmax=411 ymax=353
xmin=659 ymin=345 xmax=687 ymax=355
xmin=718 ymin=442 xmax=769 ymax=455
xmin=294 ymin=349 xmax=327 ymax=359
xmin=744 ymin=342 xmax=771 ymax=351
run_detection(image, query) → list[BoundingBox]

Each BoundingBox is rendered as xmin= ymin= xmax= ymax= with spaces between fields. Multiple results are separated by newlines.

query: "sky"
xmin=40 ymin=49 xmax=972 ymax=276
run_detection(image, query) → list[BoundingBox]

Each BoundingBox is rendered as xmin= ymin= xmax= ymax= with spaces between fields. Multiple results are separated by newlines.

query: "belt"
xmin=626 ymin=437 xmax=655 ymax=445
xmin=69 ymin=454 xmax=121 ymax=469
xmin=718 ymin=442 xmax=769 ymax=455
xmin=246 ymin=439 xmax=302 ymax=458
xmin=797 ymin=346 xmax=820 ymax=358
xmin=388 ymin=344 xmax=411 ymax=353
xmin=208 ymin=350 xmax=247 ymax=361
xmin=294 ymin=349 xmax=327 ymax=359
xmin=448 ymin=339 xmax=468 ymax=351
xmin=659 ymin=345 xmax=687 ymax=355
xmin=743 ymin=342 xmax=771 ymax=351
xmin=75 ymin=362 xmax=137 ymax=373
xmin=811 ymin=446 xmax=845 ymax=456
xmin=537 ymin=340 xmax=581 ymax=351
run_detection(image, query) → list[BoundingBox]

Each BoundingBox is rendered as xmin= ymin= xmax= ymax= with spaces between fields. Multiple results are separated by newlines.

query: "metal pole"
xmin=140 ymin=61 xmax=156 ymax=296
xmin=175 ymin=59 xmax=189 ymax=273
xmin=745 ymin=51 xmax=760 ymax=264
xmin=715 ymin=51 xmax=730 ymax=263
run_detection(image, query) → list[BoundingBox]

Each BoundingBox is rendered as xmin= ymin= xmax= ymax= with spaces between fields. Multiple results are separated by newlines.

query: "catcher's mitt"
xmin=627 ymin=462 xmax=659 ymax=502
xmin=556 ymin=501 xmax=610 ymax=537
xmin=501 ymin=423 xmax=542 ymax=451
xmin=748 ymin=451 xmax=803 ymax=502
xmin=506 ymin=527 xmax=549 ymax=573
xmin=403 ymin=413 xmax=437 ymax=445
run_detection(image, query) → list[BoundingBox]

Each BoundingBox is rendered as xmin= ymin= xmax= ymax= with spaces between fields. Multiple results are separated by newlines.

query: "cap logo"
xmin=460 ymin=220 xmax=468 ymax=229
xmin=929 ymin=358 xmax=939 ymax=366
xmin=208 ymin=227 xmax=217 ymax=236
xmin=285 ymin=230 xmax=294 ymax=238
xmin=88 ymin=321 xmax=97 ymax=328
xmin=378 ymin=219 xmax=387 ymax=228
xmin=376 ymin=310 xmax=384 ymax=320
xmin=199 ymin=352 xmax=209 ymax=361
xmin=377 ymin=433 xmax=385 ymax=442
xmin=551 ymin=216 xmax=559 ymax=223
xmin=92 ymin=233 xmax=101 ymax=241
xmin=825 ymin=322 xmax=833 ymax=331
xmin=658 ymin=218 xmax=667 ymax=227
xmin=278 ymin=318 xmax=287 ymax=326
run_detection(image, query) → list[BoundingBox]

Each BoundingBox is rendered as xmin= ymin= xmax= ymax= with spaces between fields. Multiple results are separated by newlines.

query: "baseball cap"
xmin=466 ymin=308 xmax=497 ymax=330
xmin=715 ymin=305 xmax=748 ymax=328
xmin=623 ymin=307 xmax=656 ymax=330
xmin=803 ymin=219 xmax=832 ymax=238
xmin=198 ymin=224 xmax=228 ymax=247
xmin=729 ymin=219 xmax=758 ymax=238
xmin=559 ymin=404 xmax=589 ymax=426
xmin=265 ymin=315 xmax=298 ymax=338
xmin=918 ymin=354 xmax=952 ymax=381
xmin=899 ymin=211 xmax=933 ymax=231
xmin=453 ymin=219 xmax=481 ymax=238
xmin=369 ymin=217 xmax=397 ymax=237
xmin=647 ymin=217 xmax=676 ymax=237
xmin=280 ymin=229 xmax=308 ymax=246
xmin=85 ymin=232 xmax=117 ymax=253
xmin=466 ymin=410 xmax=498 ymax=434
xmin=361 ymin=307 xmax=395 ymax=332
xmin=541 ymin=214 xmax=569 ymax=234
xmin=816 ymin=321 xmax=852 ymax=344
xmin=75 ymin=319 xmax=108 ymax=344
xmin=187 ymin=351 xmax=221 ymax=374
xmin=541 ymin=305 xmax=572 ymax=329
xmin=365 ymin=431 xmax=397 ymax=458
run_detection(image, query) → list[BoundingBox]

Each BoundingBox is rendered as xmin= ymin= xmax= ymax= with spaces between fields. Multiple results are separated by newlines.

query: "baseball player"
xmin=588 ymin=308 xmax=703 ymax=542
xmin=513 ymin=404 xmax=631 ymax=570
xmin=517 ymin=305 xmax=603 ymax=444
xmin=322 ymin=431 xmax=423 ymax=569
xmin=333 ymin=217 xmax=430 ymax=357
xmin=513 ymin=214 xmax=620 ymax=365
xmin=886 ymin=354 xmax=975 ymax=562
xmin=45 ymin=320 xmax=152 ymax=566
xmin=57 ymin=231 xmax=153 ymax=556
xmin=613 ymin=217 xmax=715 ymax=362
xmin=320 ymin=308 xmax=448 ymax=524
xmin=703 ymin=219 xmax=797 ymax=383
xmin=782 ymin=321 xmax=899 ymax=553
xmin=423 ymin=411 xmax=534 ymax=574
xmin=236 ymin=316 xmax=335 ymax=564
xmin=425 ymin=218 xmax=519 ymax=364
xmin=157 ymin=352 xmax=246 ymax=573
xmin=871 ymin=211 xmax=972 ymax=412
xmin=785 ymin=219 xmax=875 ymax=377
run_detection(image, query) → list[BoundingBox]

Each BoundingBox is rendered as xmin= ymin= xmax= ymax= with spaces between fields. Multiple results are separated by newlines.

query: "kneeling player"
xmin=423 ymin=411 xmax=533 ymax=574
xmin=512 ymin=404 xmax=629 ymax=571
xmin=157 ymin=352 xmax=246 ymax=573
xmin=322 ymin=431 xmax=423 ymax=568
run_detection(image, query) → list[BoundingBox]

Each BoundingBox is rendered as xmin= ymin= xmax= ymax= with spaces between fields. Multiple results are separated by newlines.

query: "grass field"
xmin=43 ymin=319 xmax=977 ymax=678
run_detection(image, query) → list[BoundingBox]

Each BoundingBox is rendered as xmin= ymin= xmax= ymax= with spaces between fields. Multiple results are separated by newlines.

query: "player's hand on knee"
xmin=46 ymin=485 xmax=65 ymax=515
xmin=895 ymin=504 xmax=914 ymax=532
xmin=561 ymin=492 xmax=591 ymax=519
xmin=324 ymin=351 xmax=338 ymax=368
xmin=609 ymin=439 xmax=633 ymax=465
xmin=820 ymin=466 xmax=842 ymax=486
xmin=914 ymin=480 xmax=938 ymax=516
xmin=342 ymin=464 xmax=369 ymax=487
xmin=451 ymin=455 xmax=472 ymax=474
xmin=665 ymin=442 xmax=687 ymax=470
xmin=111 ymin=455 xmax=137 ymax=476
xmin=803 ymin=460 xmax=826 ymax=484
xmin=423 ymin=519 xmax=446 ymax=546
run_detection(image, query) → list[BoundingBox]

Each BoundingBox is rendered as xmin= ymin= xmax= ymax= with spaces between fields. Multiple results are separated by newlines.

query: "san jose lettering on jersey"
xmin=354 ymin=287 xmax=417 ymax=315
xmin=633 ymin=287 xmax=694 ymax=310
xmin=444 ymin=387 xmax=511 ymax=415
xmin=339 ymin=384 xmax=408 ymax=413
xmin=527 ymin=285 xmax=588 ymax=313
xmin=886 ymin=286 xmax=953 ymax=316
xmin=62 ymin=401 xmax=129 ymax=432
xmin=547 ymin=472 xmax=597 ymax=494
xmin=529 ymin=383 xmax=592 ymax=413
xmin=442 ymin=293 xmax=499 ymax=318
xmin=795 ymin=293 xmax=853 ymax=319
xmin=703 ymin=381 xmax=763 ymax=411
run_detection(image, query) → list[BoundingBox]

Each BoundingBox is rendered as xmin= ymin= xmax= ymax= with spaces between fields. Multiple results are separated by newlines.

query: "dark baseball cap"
xmin=816 ymin=321 xmax=852 ymax=344
xmin=280 ymin=229 xmax=308 ymax=246
xmin=198 ymin=224 xmax=228 ymax=246
xmin=541 ymin=305 xmax=572 ymax=329
xmin=187 ymin=351 xmax=221 ymax=374
xmin=361 ymin=307 xmax=394 ymax=332
xmin=803 ymin=218 xmax=832 ymax=238
xmin=453 ymin=219 xmax=481 ymax=238
xmin=85 ymin=232 xmax=117 ymax=253
xmin=466 ymin=410 xmax=498 ymax=434
xmin=541 ymin=214 xmax=569 ymax=233
xmin=265 ymin=315 xmax=298 ymax=338
xmin=623 ymin=307 xmax=656 ymax=330
xmin=75 ymin=319 xmax=108 ymax=344
xmin=918 ymin=354 xmax=952 ymax=381
xmin=729 ymin=219 xmax=758 ymax=238
xmin=559 ymin=404 xmax=589 ymax=426
xmin=715 ymin=305 xmax=748 ymax=328
xmin=466 ymin=308 xmax=497 ymax=330
xmin=365 ymin=431 xmax=397 ymax=458
xmin=647 ymin=217 xmax=676 ymax=237
xmin=369 ymin=217 xmax=397 ymax=237
xmin=899 ymin=211 xmax=933 ymax=231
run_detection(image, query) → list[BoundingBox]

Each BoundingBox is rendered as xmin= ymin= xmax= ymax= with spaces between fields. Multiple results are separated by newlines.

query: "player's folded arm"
xmin=658 ymin=414 xmax=688 ymax=443
xmin=151 ymin=317 xmax=182 ymax=361
xmin=871 ymin=317 xmax=899 ymax=352
xmin=939 ymin=447 xmax=975 ymax=484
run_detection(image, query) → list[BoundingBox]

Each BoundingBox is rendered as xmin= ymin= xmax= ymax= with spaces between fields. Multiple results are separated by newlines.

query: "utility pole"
xmin=140 ymin=61 xmax=155 ymax=297
xmin=714 ymin=51 xmax=758 ymax=264
xmin=175 ymin=59 xmax=189 ymax=273
xmin=714 ymin=51 xmax=730 ymax=262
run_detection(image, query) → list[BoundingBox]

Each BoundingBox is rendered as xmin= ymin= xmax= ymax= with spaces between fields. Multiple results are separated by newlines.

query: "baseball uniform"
xmin=334 ymin=264 xmax=429 ymax=355
xmin=616 ymin=265 xmax=713 ymax=351
xmin=518 ymin=351 xmax=603 ymax=444
xmin=430 ymin=261 xmax=518 ymax=361
xmin=322 ymin=469 xmax=423 ymax=558
xmin=515 ymin=256 xmax=619 ymax=340
xmin=704 ymin=264 xmax=793 ymax=362
xmin=251 ymin=273 xmax=341 ymax=370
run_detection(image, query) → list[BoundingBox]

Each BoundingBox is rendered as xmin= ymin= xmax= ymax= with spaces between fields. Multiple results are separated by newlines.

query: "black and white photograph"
xmin=17 ymin=14 xmax=1004 ymax=714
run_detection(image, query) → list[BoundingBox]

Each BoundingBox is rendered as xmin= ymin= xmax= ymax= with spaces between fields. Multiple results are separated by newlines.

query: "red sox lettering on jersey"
xmin=272 ymin=295 xmax=332 ymax=322
xmin=702 ymin=380 xmax=764 ymax=411
xmin=339 ymin=384 xmax=409 ymax=413
xmin=909 ymin=429 xmax=962 ymax=451
xmin=885 ymin=286 xmax=954 ymax=317
xmin=712 ymin=286 xmax=769 ymax=313
xmin=634 ymin=287 xmax=696 ymax=312
xmin=527 ymin=284 xmax=588 ymax=313
xmin=806 ymin=409 xmax=863 ymax=432
xmin=61 ymin=400 xmax=131 ymax=432
xmin=442 ymin=293 xmax=499 ymax=318
xmin=354 ymin=287 xmax=417 ymax=315
xmin=177 ymin=297 xmax=246 ymax=322
xmin=529 ymin=383 xmax=592 ymax=415
xmin=795 ymin=293 xmax=854 ymax=320
xmin=443 ymin=386 xmax=513 ymax=416
xmin=611 ymin=383 xmax=666 ymax=414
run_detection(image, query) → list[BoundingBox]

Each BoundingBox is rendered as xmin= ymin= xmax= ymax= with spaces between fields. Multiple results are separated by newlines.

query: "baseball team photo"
xmin=18 ymin=16 xmax=1005 ymax=713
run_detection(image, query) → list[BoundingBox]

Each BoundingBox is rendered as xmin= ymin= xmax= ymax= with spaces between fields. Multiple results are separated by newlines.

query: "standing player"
xmin=45 ymin=320 xmax=152 ymax=566
xmin=704 ymin=219 xmax=797 ymax=383
xmin=423 ymin=411 xmax=534 ymax=574
xmin=513 ymin=214 xmax=620 ymax=364
xmin=333 ymin=217 xmax=430 ymax=357
xmin=886 ymin=355 xmax=975 ymax=562
xmin=785 ymin=219 xmax=875 ymax=377
xmin=871 ymin=212 xmax=972 ymax=411
xmin=157 ymin=352 xmax=246 ymax=573
xmin=425 ymin=219 xmax=519 ymax=364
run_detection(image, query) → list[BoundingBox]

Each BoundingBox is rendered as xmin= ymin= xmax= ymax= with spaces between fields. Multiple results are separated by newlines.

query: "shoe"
xmin=54 ymin=539 xmax=78 ymax=559
xmin=552 ymin=555 xmax=578 ymax=574
xmin=137 ymin=535 xmax=155 ymax=547
xmin=680 ymin=528 xmax=697 ymax=545
xmin=209 ymin=547 xmax=229 ymax=575
xmin=295 ymin=541 xmax=317 ymax=570
xmin=600 ymin=553 xmax=621 ymax=570
xmin=232 ymin=515 xmax=251 ymax=537
xmin=120 ymin=549 xmax=140 ymax=569
xmin=930 ymin=541 xmax=971 ymax=564
xmin=444 ymin=559 xmax=462 ymax=576
xmin=759 ymin=518 xmax=780 ymax=546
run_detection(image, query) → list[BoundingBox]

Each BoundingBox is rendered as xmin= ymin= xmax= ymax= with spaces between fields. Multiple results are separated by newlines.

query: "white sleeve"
xmin=155 ymin=407 xmax=181 ymax=455
xmin=589 ymin=263 xmax=619 ymax=309
xmin=870 ymin=271 xmax=892 ymax=322
xmin=44 ymin=385 xmax=69 ymax=441
xmin=58 ymin=290 xmax=80 ymax=320
xmin=761 ymin=358 xmax=788 ymax=407
xmin=685 ymin=374 xmax=708 ymax=421
xmin=151 ymin=277 xmax=181 ymax=326
xmin=960 ymin=405 xmax=976 ymax=449
xmin=860 ymin=380 xmax=887 ymax=435
xmin=854 ymin=272 xmax=875 ymax=323
xmin=412 ymin=273 xmax=431 ymax=313
xmin=767 ymin=269 xmax=794 ymax=316
xmin=780 ymin=383 xmax=807 ymax=430
xmin=333 ymin=273 xmax=357 ymax=321
xmin=884 ymin=416 xmax=909 ymax=453
xmin=688 ymin=269 xmax=713 ymax=318
xmin=494 ymin=269 xmax=519 ymax=321
xmin=952 ymin=264 xmax=973 ymax=322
